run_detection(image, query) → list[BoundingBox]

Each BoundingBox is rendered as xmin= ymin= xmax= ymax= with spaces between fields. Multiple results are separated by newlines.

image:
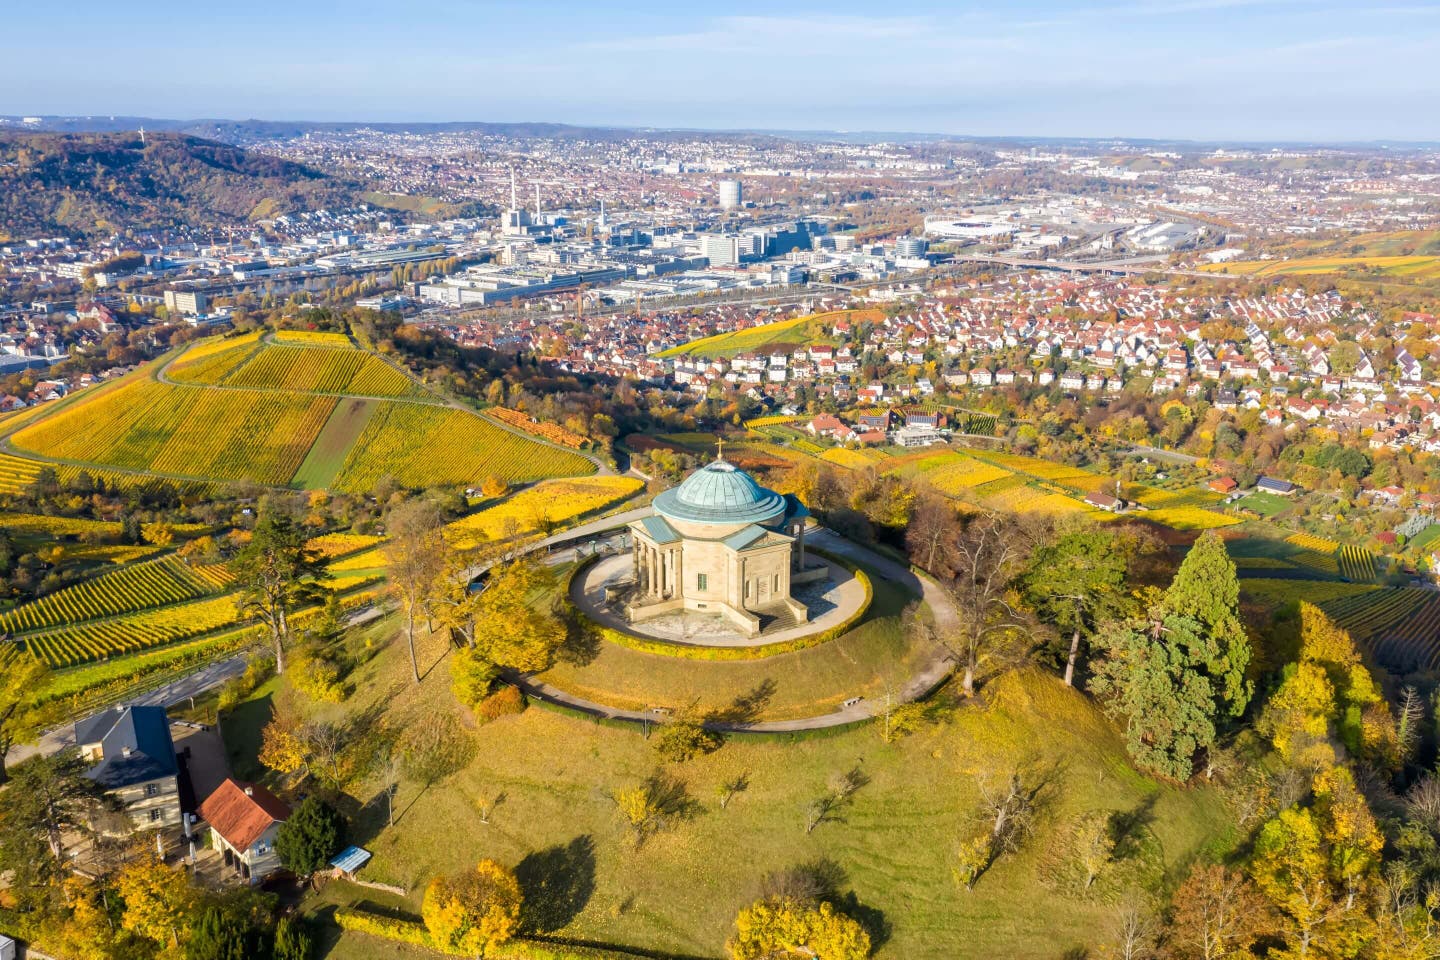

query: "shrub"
xmin=451 ymin=647 xmax=499 ymax=709
xmin=476 ymin=685 xmax=526 ymax=722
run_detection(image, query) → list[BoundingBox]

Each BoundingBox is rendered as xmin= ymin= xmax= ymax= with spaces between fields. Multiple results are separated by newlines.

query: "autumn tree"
xmin=1165 ymin=864 xmax=1272 ymax=960
xmin=942 ymin=513 xmax=1030 ymax=696
xmin=233 ymin=511 xmax=329 ymax=674
xmin=728 ymin=896 xmax=871 ymax=960
xmin=652 ymin=700 xmax=723 ymax=763
xmin=117 ymin=854 xmax=196 ymax=951
xmin=384 ymin=498 xmax=447 ymax=683
xmin=422 ymin=859 xmax=523 ymax=958
xmin=1071 ymin=811 xmax=1116 ymax=890
xmin=1260 ymin=603 xmax=1394 ymax=771
xmin=1249 ymin=767 xmax=1383 ymax=955
xmin=471 ymin=559 xmax=566 ymax=671
xmin=0 ymin=644 xmax=49 ymax=785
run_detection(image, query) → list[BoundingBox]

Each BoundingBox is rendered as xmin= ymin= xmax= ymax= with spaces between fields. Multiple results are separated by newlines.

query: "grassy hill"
xmin=6 ymin=334 xmax=596 ymax=490
xmin=258 ymin=619 xmax=1237 ymax=960
xmin=0 ymin=131 xmax=362 ymax=238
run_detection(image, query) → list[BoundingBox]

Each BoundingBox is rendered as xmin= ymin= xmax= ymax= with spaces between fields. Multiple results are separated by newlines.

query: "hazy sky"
xmin=8 ymin=0 xmax=1440 ymax=141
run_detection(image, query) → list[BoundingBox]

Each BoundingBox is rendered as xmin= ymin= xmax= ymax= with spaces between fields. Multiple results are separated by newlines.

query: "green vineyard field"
xmin=20 ymin=593 xmax=242 ymax=668
xmin=329 ymin=403 xmax=595 ymax=492
xmin=1 ymin=555 xmax=234 ymax=633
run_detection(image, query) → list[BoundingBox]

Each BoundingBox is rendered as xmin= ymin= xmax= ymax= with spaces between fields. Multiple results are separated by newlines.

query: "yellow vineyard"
xmin=445 ymin=476 xmax=645 ymax=550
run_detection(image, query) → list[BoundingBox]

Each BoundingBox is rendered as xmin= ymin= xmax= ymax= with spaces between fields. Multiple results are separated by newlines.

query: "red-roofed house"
xmin=199 ymin=779 xmax=291 ymax=884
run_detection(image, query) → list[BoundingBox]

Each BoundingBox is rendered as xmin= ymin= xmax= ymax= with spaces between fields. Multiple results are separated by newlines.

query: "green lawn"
xmin=538 ymin=572 xmax=937 ymax=720
xmin=1239 ymin=491 xmax=1293 ymax=518
xmin=213 ymin=602 xmax=1241 ymax=960
xmin=330 ymin=667 xmax=1233 ymax=959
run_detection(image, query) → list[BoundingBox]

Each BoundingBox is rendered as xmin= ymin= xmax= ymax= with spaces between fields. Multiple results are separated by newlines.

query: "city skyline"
xmin=9 ymin=0 xmax=1440 ymax=141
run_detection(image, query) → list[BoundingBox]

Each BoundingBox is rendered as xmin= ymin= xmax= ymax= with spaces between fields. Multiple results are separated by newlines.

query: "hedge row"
xmin=567 ymin=548 xmax=874 ymax=662
xmin=334 ymin=908 xmax=650 ymax=959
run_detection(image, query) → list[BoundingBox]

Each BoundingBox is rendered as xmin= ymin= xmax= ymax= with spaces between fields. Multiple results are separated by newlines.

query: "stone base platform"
xmin=571 ymin=554 xmax=868 ymax=648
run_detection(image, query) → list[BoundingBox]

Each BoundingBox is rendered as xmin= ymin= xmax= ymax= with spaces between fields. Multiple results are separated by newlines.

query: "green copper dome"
xmin=654 ymin=458 xmax=787 ymax=526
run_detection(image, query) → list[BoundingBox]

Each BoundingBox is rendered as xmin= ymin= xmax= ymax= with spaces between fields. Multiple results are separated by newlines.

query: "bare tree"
xmin=905 ymin=493 xmax=961 ymax=575
xmin=716 ymin=773 xmax=749 ymax=810
xmin=1397 ymin=685 xmax=1425 ymax=767
xmin=384 ymin=498 xmax=447 ymax=683
xmin=1112 ymin=901 xmax=1157 ymax=960
xmin=978 ymin=769 xmax=1035 ymax=855
xmin=942 ymin=514 xmax=1030 ymax=696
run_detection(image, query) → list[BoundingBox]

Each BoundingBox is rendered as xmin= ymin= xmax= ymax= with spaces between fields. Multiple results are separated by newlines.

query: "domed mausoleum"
xmin=626 ymin=456 xmax=822 ymax=636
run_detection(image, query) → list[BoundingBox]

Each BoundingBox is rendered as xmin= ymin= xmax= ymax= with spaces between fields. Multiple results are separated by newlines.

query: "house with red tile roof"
xmin=199 ymin=779 xmax=291 ymax=884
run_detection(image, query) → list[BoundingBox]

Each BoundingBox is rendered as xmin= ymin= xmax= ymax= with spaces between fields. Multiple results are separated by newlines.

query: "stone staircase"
xmin=756 ymin=604 xmax=802 ymax=634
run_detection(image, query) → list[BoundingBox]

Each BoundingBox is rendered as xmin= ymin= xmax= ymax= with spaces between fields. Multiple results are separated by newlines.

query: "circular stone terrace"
xmin=571 ymin=553 xmax=869 ymax=648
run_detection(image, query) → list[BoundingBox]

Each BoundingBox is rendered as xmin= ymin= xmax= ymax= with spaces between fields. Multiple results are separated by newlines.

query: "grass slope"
xmin=292 ymin=398 xmax=381 ymax=489
xmin=263 ymin=617 xmax=1234 ymax=960
xmin=658 ymin=309 xmax=879 ymax=360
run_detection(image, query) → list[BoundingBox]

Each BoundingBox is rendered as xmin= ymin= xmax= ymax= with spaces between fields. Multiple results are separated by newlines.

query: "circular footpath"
xmin=513 ymin=526 xmax=961 ymax=733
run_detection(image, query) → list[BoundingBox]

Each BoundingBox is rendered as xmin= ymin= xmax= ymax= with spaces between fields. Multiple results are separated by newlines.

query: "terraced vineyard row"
xmin=818 ymin=447 xmax=879 ymax=470
xmin=1140 ymin=506 xmax=1240 ymax=531
xmin=273 ymin=330 xmax=352 ymax=346
xmin=488 ymin=407 xmax=588 ymax=448
xmin=20 ymin=594 xmax=243 ymax=668
xmin=958 ymin=413 xmax=998 ymax=436
xmin=0 ymin=555 xmax=233 ymax=633
xmin=166 ymin=332 xmax=264 ymax=383
xmin=329 ymin=403 xmax=595 ymax=492
xmin=1321 ymin=588 xmax=1440 ymax=672
xmin=226 ymin=345 xmax=420 ymax=397
xmin=1337 ymin=544 xmax=1378 ymax=583
xmin=1286 ymin=532 xmax=1340 ymax=553
xmin=0 ymin=452 xmax=44 ymax=493
xmin=11 ymin=376 xmax=337 ymax=485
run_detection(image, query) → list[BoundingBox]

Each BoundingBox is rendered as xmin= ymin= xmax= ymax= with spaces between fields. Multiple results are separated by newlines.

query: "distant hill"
xmin=0 ymin=131 xmax=362 ymax=239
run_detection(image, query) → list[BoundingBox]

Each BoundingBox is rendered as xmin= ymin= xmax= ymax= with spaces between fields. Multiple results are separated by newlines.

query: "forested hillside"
xmin=0 ymin=131 xmax=360 ymax=238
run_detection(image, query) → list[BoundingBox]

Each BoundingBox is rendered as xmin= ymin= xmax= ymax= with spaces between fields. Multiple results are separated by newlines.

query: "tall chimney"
xmin=534 ymin=183 xmax=541 ymax=220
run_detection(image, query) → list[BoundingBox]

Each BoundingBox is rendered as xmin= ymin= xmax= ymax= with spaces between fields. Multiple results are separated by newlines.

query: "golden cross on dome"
xmin=716 ymin=436 xmax=725 ymax=460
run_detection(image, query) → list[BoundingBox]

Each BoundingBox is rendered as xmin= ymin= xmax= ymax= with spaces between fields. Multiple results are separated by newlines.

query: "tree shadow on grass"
xmin=515 ymin=835 xmax=597 ymax=934
xmin=219 ymin=691 xmax=274 ymax=782
xmin=1109 ymin=794 xmax=1158 ymax=861
xmin=557 ymin=606 xmax=602 ymax=667
xmin=707 ymin=679 xmax=777 ymax=726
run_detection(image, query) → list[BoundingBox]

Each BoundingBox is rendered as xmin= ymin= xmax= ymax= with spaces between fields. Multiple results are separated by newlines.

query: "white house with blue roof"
xmin=626 ymin=455 xmax=822 ymax=636
xmin=76 ymin=705 xmax=181 ymax=833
